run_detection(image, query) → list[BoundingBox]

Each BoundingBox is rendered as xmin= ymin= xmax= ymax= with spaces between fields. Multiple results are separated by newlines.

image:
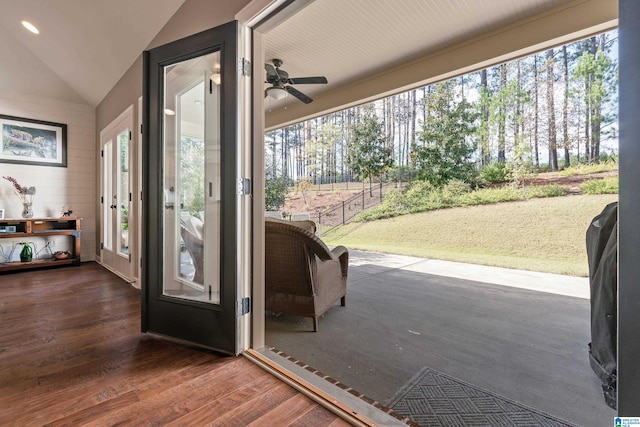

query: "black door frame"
xmin=141 ymin=21 xmax=240 ymax=354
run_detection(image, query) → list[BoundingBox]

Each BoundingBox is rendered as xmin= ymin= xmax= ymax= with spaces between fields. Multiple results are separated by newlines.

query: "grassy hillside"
xmin=322 ymin=194 xmax=618 ymax=277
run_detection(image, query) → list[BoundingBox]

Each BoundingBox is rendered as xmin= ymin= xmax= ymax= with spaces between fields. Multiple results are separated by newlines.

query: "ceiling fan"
xmin=264 ymin=59 xmax=327 ymax=104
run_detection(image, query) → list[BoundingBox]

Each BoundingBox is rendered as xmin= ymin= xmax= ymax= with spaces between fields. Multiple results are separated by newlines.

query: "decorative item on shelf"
xmin=20 ymin=242 xmax=34 ymax=262
xmin=61 ymin=205 xmax=73 ymax=217
xmin=2 ymin=176 xmax=36 ymax=218
xmin=22 ymin=203 xmax=33 ymax=219
xmin=53 ymin=250 xmax=71 ymax=260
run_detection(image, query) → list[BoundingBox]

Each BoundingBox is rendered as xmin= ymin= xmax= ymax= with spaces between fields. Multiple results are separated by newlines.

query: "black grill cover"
xmin=586 ymin=201 xmax=618 ymax=409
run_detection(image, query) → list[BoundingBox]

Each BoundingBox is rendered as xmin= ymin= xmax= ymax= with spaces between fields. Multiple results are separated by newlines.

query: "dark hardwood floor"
xmin=0 ymin=263 xmax=350 ymax=426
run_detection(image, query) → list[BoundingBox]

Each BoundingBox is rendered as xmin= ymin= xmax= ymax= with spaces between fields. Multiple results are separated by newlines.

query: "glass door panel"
xmin=162 ymin=51 xmax=221 ymax=304
xmin=103 ymin=140 xmax=114 ymax=251
xmin=118 ymin=131 xmax=130 ymax=255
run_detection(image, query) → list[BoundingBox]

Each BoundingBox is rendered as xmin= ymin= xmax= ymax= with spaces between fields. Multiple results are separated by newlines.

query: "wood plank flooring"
xmin=0 ymin=263 xmax=350 ymax=426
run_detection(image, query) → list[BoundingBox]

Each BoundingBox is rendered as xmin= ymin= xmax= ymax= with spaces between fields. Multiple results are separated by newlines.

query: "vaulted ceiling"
xmin=0 ymin=0 xmax=617 ymax=115
xmin=0 ymin=0 xmax=185 ymax=106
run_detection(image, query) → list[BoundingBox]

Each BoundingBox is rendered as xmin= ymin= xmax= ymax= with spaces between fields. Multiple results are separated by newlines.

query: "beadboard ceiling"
xmin=0 ymin=0 xmax=612 ymax=109
xmin=262 ymin=0 xmax=577 ymax=112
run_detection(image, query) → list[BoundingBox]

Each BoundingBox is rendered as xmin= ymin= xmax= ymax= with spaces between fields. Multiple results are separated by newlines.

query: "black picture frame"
xmin=0 ymin=114 xmax=67 ymax=167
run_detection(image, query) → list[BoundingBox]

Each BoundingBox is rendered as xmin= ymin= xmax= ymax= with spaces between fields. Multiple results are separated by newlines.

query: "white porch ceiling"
xmin=0 ymin=0 xmax=617 ymax=111
xmin=263 ymin=0 xmax=617 ymax=126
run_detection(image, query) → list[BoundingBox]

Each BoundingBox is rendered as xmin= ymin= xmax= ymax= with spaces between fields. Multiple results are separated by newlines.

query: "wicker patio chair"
xmin=180 ymin=224 xmax=204 ymax=284
xmin=265 ymin=218 xmax=348 ymax=331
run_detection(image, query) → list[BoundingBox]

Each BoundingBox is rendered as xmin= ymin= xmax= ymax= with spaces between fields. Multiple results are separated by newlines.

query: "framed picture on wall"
xmin=0 ymin=114 xmax=67 ymax=167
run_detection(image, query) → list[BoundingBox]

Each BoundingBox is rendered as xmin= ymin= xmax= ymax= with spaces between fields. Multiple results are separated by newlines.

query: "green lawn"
xmin=322 ymin=194 xmax=618 ymax=277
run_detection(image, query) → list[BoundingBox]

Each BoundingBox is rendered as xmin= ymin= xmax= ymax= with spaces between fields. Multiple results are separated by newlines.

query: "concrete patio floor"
xmin=265 ymin=250 xmax=615 ymax=427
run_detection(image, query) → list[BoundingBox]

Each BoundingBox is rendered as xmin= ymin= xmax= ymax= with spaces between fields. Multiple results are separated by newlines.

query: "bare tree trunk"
xmin=585 ymin=37 xmax=595 ymax=163
xmin=498 ymin=64 xmax=507 ymax=162
xmin=514 ymin=60 xmax=521 ymax=167
xmin=591 ymin=34 xmax=605 ymax=163
xmin=391 ymin=96 xmax=397 ymax=164
xmin=396 ymin=95 xmax=403 ymax=167
xmin=534 ymin=54 xmax=540 ymax=168
xmin=283 ymin=127 xmax=289 ymax=179
xmin=562 ymin=45 xmax=570 ymax=167
xmin=272 ymin=132 xmax=278 ymax=177
xmin=385 ymin=96 xmax=395 ymax=152
xmin=584 ymin=72 xmax=591 ymax=163
xmin=405 ymin=92 xmax=411 ymax=167
xmin=480 ymin=69 xmax=490 ymax=165
xmin=410 ymin=89 xmax=417 ymax=162
xmin=546 ymin=49 xmax=558 ymax=171
xmin=297 ymin=124 xmax=304 ymax=179
xmin=422 ymin=87 xmax=427 ymax=125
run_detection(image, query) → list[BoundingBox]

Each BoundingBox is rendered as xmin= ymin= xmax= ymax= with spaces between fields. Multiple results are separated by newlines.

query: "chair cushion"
xmin=266 ymin=216 xmax=316 ymax=233
xmin=180 ymin=214 xmax=204 ymax=240
xmin=190 ymin=216 xmax=204 ymax=239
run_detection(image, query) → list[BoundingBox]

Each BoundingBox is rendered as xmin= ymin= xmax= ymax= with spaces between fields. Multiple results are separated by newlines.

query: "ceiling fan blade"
xmin=285 ymin=85 xmax=313 ymax=104
xmin=287 ymin=76 xmax=328 ymax=85
xmin=265 ymin=63 xmax=278 ymax=81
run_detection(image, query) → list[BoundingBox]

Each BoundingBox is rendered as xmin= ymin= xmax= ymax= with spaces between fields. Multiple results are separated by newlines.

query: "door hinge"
xmin=140 ymin=258 xmax=142 ymax=268
xmin=100 ymin=242 xmax=104 ymax=250
xmin=238 ymin=178 xmax=251 ymax=195
xmin=101 ymin=150 xmax=104 ymax=158
xmin=237 ymin=297 xmax=251 ymax=316
xmin=129 ymin=131 xmax=132 ymax=141
xmin=240 ymin=58 xmax=251 ymax=77
xmin=140 ymin=124 xmax=143 ymax=134
xmin=129 ymin=192 xmax=132 ymax=202
xmin=101 ymin=196 xmax=104 ymax=203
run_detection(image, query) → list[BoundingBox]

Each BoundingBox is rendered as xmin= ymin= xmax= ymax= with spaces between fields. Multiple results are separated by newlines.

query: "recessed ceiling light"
xmin=21 ymin=20 xmax=39 ymax=34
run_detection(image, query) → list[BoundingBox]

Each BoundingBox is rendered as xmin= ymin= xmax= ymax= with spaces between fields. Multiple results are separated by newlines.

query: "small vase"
xmin=20 ymin=243 xmax=33 ymax=262
xmin=22 ymin=203 xmax=33 ymax=218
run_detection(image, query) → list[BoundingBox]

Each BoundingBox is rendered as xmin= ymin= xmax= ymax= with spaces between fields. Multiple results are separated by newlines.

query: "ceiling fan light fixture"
xmin=266 ymin=87 xmax=287 ymax=100
xmin=210 ymin=70 xmax=221 ymax=85
xmin=265 ymin=59 xmax=324 ymax=104
xmin=21 ymin=20 xmax=39 ymax=34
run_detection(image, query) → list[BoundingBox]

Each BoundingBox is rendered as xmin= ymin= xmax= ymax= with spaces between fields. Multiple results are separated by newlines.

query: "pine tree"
xmin=415 ymin=81 xmax=478 ymax=186
xmin=347 ymin=106 xmax=394 ymax=196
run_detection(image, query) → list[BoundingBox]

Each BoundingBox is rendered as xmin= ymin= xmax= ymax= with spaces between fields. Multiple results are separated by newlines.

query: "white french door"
xmin=100 ymin=107 xmax=134 ymax=280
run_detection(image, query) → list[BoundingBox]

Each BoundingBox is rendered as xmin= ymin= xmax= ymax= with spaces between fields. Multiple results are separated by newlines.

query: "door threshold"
xmin=244 ymin=348 xmax=409 ymax=426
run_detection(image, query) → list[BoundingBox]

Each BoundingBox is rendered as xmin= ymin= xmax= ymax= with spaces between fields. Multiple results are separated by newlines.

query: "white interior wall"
xmin=0 ymin=92 xmax=96 ymax=262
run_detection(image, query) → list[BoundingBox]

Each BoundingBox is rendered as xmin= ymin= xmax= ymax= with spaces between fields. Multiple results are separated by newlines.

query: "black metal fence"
xmin=317 ymin=180 xmax=406 ymax=232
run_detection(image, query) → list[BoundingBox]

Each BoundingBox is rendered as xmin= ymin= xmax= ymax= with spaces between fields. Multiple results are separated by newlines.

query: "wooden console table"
xmin=0 ymin=217 xmax=81 ymax=272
